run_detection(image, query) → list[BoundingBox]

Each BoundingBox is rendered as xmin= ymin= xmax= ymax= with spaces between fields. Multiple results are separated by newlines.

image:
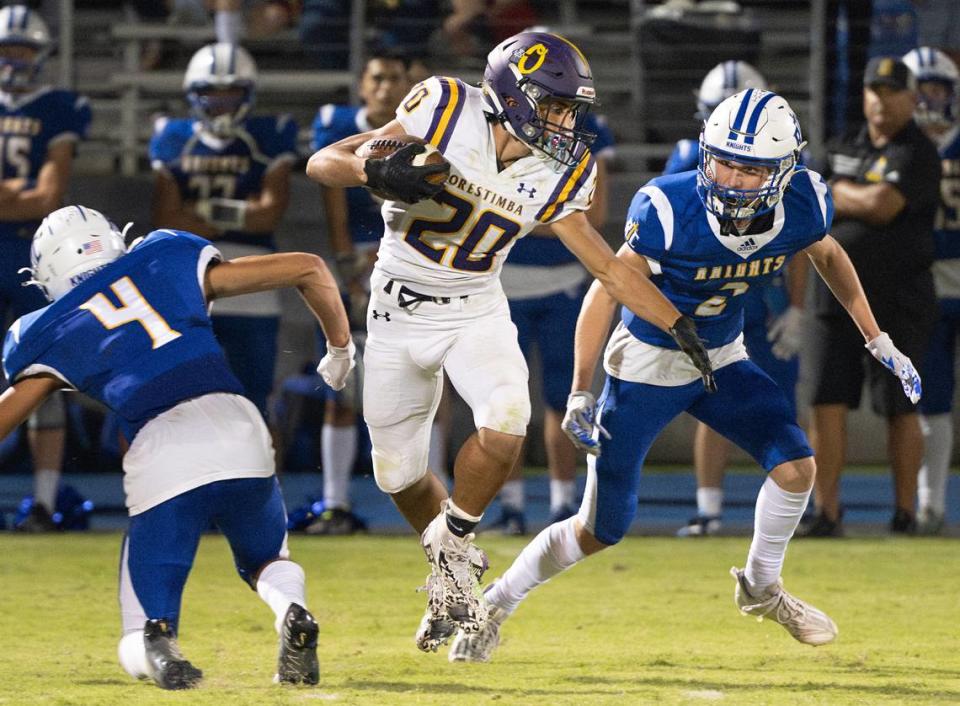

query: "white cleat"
xmin=448 ymin=603 xmax=504 ymax=663
xmin=420 ymin=506 xmax=490 ymax=634
xmin=730 ymin=567 xmax=838 ymax=646
xmin=415 ymin=572 xmax=456 ymax=653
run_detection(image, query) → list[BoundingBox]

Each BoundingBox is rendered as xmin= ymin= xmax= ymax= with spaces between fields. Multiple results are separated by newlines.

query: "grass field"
xmin=1 ymin=534 xmax=958 ymax=706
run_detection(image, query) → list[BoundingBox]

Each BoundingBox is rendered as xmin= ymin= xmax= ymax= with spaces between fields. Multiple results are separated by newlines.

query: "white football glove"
xmin=195 ymin=197 xmax=247 ymax=231
xmin=766 ymin=306 xmax=805 ymax=361
xmin=317 ymin=338 xmax=356 ymax=391
xmin=866 ymin=332 xmax=922 ymax=405
xmin=561 ymin=391 xmax=611 ymax=457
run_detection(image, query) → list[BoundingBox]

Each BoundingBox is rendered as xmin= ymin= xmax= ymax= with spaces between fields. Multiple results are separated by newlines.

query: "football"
xmin=355 ymin=134 xmax=449 ymax=199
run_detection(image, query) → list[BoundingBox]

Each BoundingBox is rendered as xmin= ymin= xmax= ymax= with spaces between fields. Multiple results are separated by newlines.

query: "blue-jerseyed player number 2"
xmin=79 ymin=276 xmax=182 ymax=349
xmin=695 ymin=281 xmax=750 ymax=316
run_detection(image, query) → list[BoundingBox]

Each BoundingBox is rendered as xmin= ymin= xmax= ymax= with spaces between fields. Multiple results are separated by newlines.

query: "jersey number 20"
xmin=80 ymin=276 xmax=182 ymax=349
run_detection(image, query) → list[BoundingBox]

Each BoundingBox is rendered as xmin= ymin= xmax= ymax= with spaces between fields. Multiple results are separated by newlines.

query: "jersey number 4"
xmin=80 ymin=276 xmax=182 ymax=349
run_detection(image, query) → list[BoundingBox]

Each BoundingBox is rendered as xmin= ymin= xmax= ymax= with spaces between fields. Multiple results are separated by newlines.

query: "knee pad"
xmin=27 ymin=393 xmax=65 ymax=430
xmin=371 ymin=445 xmax=429 ymax=494
xmin=118 ymin=630 xmax=150 ymax=680
xmin=474 ymin=383 xmax=531 ymax=436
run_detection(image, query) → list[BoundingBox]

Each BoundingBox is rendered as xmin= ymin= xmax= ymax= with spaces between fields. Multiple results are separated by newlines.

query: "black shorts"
xmin=810 ymin=304 xmax=934 ymax=417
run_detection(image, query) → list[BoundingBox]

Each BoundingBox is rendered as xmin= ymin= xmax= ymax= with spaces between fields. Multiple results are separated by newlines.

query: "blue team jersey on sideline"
xmin=505 ymin=113 xmax=615 ymax=267
xmin=933 ymin=130 xmax=960 ymax=263
xmin=3 ymin=230 xmax=243 ymax=440
xmin=149 ymin=116 xmax=297 ymax=251
xmin=311 ymin=104 xmax=384 ymax=246
xmin=624 ymin=169 xmax=833 ymax=349
xmin=0 ymin=88 xmax=91 ymax=240
xmin=663 ymin=138 xmax=699 ymax=176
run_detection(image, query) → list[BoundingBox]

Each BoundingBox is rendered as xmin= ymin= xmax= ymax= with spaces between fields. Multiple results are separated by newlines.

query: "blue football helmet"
xmin=183 ymin=43 xmax=257 ymax=138
xmin=0 ymin=5 xmax=50 ymax=91
xmin=482 ymin=31 xmax=597 ymax=167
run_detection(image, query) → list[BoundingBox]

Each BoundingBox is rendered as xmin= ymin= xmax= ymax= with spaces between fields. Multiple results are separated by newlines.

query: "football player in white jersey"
xmin=306 ymin=31 xmax=715 ymax=652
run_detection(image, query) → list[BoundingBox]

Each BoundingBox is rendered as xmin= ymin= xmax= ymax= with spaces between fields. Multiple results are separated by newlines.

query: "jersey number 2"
xmin=694 ymin=281 xmax=750 ymax=316
xmin=80 ymin=277 xmax=182 ymax=349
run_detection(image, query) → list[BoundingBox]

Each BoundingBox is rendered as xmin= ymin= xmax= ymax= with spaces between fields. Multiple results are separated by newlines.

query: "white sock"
xmin=745 ymin=476 xmax=811 ymax=593
xmin=696 ymin=486 xmax=723 ymax=518
xmin=919 ymin=414 xmax=951 ymax=515
xmin=486 ymin=516 xmax=585 ymax=615
xmin=428 ymin=422 xmax=447 ymax=480
xmin=549 ymin=479 xmax=575 ymax=514
xmin=215 ymin=9 xmax=242 ymax=43
xmin=500 ymin=479 xmax=525 ymax=512
xmin=446 ymin=497 xmax=482 ymax=523
xmin=256 ymin=560 xmax=307 ymax=633
xmin=34 ymin=468 xmax=60 ymax=513
xmin=321 ymin=425 xmax=356 ymax=510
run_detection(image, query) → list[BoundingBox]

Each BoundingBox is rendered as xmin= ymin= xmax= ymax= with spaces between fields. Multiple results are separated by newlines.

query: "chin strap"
xmin=719 ymin=218 xmax=740 ymax=236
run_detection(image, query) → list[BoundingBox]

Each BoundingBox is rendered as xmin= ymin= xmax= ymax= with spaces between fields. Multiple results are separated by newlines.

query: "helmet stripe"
xmin=228 ymin=45 xmax=237 ymax=75
xmin=7 ymin=6 xmax=15 ymax=30
xmin=18 ymin=7 xmax=28 ymax=30
xmin=209 ymin=45 xmax=217 ymax=76
xmin=743 ymin=91 xmax=776 ymax=144
xmin=724 ymin=61 xmax=736 ymax=90
xmin=727 ymin=88 xmax=754 ymax=140
xmin=75 ymin=205 xmax=87 ymax=221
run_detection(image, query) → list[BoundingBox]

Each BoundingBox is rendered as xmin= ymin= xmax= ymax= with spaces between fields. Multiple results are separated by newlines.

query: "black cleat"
xmin=795 ymin=510 xmax=844 ymax=538
xmin=15 ymin=505 xmax=59 ymax=533
xmin=143 ymin=619 xmax=203 ymax=690
xmin=890 ymin=507 xmax=917 ymax=535
xmin=305 ymin=508 xmax=368 ymax=536
xmin=276 ymin=603 xmax=319 ymax=685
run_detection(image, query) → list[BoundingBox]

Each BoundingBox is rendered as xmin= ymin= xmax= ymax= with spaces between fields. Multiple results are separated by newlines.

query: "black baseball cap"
xmin=863 ymin=56 xmax=916 ymax=91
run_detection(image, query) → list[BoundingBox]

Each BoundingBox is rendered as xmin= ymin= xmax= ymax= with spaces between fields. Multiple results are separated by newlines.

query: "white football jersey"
xmin=376 ymin=76 xmax=598 ymax=296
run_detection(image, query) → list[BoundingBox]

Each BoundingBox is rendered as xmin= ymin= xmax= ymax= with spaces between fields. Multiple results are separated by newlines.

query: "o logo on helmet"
xmin=517 ymin=44 xmax=548 ymax=75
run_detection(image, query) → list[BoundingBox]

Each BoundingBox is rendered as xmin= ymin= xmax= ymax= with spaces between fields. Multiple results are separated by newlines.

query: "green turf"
xmin=1 ymin=534 xmax=958 ymax=705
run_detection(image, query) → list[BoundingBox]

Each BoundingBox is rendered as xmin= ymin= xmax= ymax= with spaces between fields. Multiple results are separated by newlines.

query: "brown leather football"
xmin=355 ymin=134 xmax=449 ymax=188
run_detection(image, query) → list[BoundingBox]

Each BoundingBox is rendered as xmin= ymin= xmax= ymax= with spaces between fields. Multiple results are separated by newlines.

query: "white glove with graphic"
xmin=561 ymin=391 xmax=611 ymax=457
xmin=866 ymin=332 xmax=922 ymax=404
xmin=766 ymin=306 xmax=806 ymax=361
xmin=317 ymin=338 xmax=356 ymax=391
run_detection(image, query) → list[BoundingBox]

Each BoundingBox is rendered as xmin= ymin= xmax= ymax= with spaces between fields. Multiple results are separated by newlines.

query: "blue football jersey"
xmin=149 ymin=115 xmax=298 ymax=250
xmin=310 ymin=104 xmax=385 ymax=246
xmin=0 ymin=88 xmax=91 ymax=240
xmin=3 ymin=230 xmax=243 ymax=440
xmin=933 ymin=130 xmax=960 ymax=262
xmin=506 ymin=113 xmax=615 ymax=268
xmin=663 ymin=138 xmax=699 ymax=176
xmin=624 ymin=169 xmax=833 ymax=349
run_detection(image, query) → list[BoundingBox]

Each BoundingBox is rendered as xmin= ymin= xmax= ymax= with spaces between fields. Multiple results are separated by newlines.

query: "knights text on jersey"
xmin=2 ymin=230 xmax=243 ymax=440
xmin=149 ymin=115 xmax=298 ymax=250
xmin=932 ymin=128 xmax=960 ymax=299
xmin=0 ymin=87 xmax=91 ymax=240
xmin=376 ymin=76 xmax=598 ymax=296
xmin=623 ymin=168 xmax=832 ymax=349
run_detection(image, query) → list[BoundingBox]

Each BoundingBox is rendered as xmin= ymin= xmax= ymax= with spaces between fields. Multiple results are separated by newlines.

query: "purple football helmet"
xmin=483 ymin=31 xmax=597 ymax=167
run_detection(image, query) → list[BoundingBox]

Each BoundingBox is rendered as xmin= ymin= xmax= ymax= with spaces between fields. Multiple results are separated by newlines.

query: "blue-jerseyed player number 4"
xmin=79 ymin=276 xmax=182 ymax=349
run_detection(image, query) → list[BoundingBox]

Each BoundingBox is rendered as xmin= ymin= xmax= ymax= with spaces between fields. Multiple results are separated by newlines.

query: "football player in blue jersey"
xmin=495 ymin=110 xmax=616 ymax=534
xmin=0 ymin=5 xmax=91 ymax=531
xmin=447 ymin=89 xmax=923 ymax=662
xmin=664 ymin=61 xmax=810 ymax=538
xmin=150 ymin=43 xmax=298 ymax=417
xmin=305 ymin=50 xmax=414 ymax=535
xmin=0 ymin=205 xmax=354 ymax=689
xmin=903 ymin=47 xmax=960 ymax=534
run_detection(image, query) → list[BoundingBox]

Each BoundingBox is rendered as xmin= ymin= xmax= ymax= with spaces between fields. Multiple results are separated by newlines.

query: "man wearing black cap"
xmin=803 ymin=56 xmax=942 ymax=537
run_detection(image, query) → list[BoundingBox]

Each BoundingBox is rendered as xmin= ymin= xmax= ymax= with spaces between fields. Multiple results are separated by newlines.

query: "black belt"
xmin=384 ymin=279 xmax=468 ymax=308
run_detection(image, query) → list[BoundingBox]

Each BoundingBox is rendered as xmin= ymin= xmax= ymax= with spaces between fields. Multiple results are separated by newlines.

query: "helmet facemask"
xmin=915 ymin=78 xmax=958 ymax=132
xmin=515 ymin=78 xmax=596 ymax=168
xmin=0 ymin=41 xmax=44 ymax=91
xmin=697 ymin=141 xmax=799 ymax=222
xmin=187 ymin=83 xmax=254 ymax=139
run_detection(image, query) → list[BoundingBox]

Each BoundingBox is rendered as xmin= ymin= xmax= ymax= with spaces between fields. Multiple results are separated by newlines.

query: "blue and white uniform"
xmin=583 ymin=169 xmax=832 ymax=544
xmin=0 ymin=87 xmax=90 ymax=318
xmin=3 ymin=230 xmax=283 ymax=630
xmin=501 ymin=113 xmax=614 ymax=412
xmin=149 ymin=115 xmax=298 ymax=413
xmin=920 ymin=127 xmax=960 ymax=415
xmin=663 ymin=142 xmax=799 ymax=416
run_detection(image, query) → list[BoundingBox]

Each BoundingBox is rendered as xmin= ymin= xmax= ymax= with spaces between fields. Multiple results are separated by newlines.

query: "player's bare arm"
xmin=305 ymin=119 xmax=407 ymax=187
xmin=232 ymin=161 xmax=292 ymax=233
xmin=152 ymin=170 xmax=221 ymax=238
xmin=829 ymin=179 xmax=907 ymax=225
xmin=0 ymin=375 xmax=64 ymax=441
xmin=0 ymin=142 xmax=73 ymax=221
xmin=804 ymin=235 xmax=881 ymax=341
xmin=204 ymin=252 xmax=351 ymax=348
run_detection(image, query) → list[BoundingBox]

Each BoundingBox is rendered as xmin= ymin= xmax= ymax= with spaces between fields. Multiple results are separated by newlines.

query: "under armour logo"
xmin=372 ymin=310 xmax=391 ymax=321
xmin=517 ymin=183 xmax=537 ymax=198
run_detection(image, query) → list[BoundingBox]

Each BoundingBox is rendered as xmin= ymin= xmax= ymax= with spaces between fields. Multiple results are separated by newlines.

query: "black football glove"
xmin=362 ymin=143 xmax=449 ymax=203
xmin=669 ymin=315 xmax=717 ymax=393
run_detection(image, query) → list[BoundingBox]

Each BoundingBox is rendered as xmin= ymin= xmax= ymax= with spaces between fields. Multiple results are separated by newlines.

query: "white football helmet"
xmin=184 ymin=43 xmax=257 ymax=138
xmin=0 ymin=5 xmax=50 ymax=90
xmin=697 ymin=89 xmax=804 ymax=222
xmin=696 ymin=60 xmax=767 ymax=119
xmin=902 ymin=46 xmax=958 ymax=130
xmin=27 ymin=206 xmax=127 ymax=301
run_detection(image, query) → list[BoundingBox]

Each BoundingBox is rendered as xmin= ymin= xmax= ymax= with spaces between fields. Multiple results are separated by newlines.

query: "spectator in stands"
xmin=442 ymin=0 xmax=537 ymax=59
xmin=803 ymin=56 xmax=940 ymax=536
xmin=913 ymin=0 xmax=960 ymax=66
xmin=304 ymin=49 xmax=419 ymax=534
xmin=0 ymin=5 xmax=91 ymax=531
xmin=826 ymin=0 xmax=874 ymax=138
xmin=902 ymin=46 xmax=960 ymax=534
xmin=150 ymin=44 xmax=297 ymax=418
xmin=661 ymin=61 xmax=809 ymax=538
